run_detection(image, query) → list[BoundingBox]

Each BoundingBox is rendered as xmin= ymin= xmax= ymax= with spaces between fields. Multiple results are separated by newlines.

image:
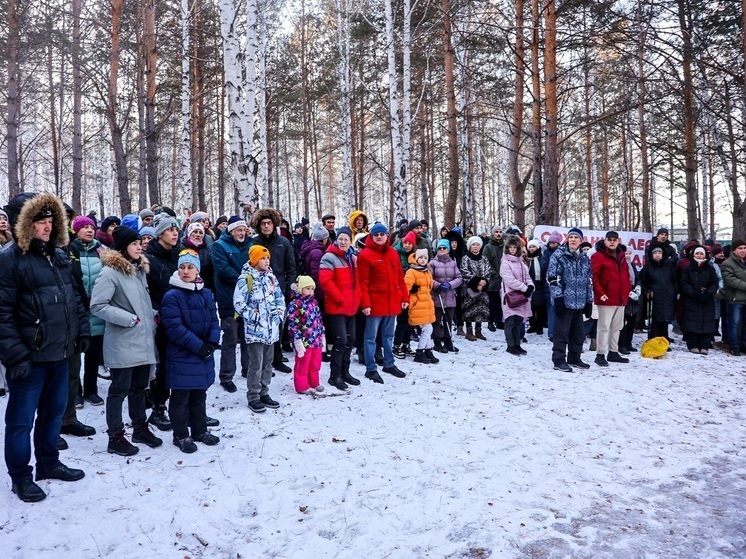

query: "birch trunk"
xmin=442 ymin=0 xmax=460 ymax=228
xmin=335 ymin=0 xmax=354 ymax=219
xmin=384 ymin=0 xmax=406 ymax=221
xmin=72 ymin=0 xmax=83 ymax=212
xmin=178 ymin=0 xmax=193 ymax=214
xmin=245 ymin=0 xmax=260 ymax=209
xmin=257 ymin=0 xmax=269 ymax=209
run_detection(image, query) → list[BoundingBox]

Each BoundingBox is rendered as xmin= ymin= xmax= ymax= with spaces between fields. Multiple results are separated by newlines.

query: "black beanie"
xmin=113 ymin=226 xmax=141 ymax=253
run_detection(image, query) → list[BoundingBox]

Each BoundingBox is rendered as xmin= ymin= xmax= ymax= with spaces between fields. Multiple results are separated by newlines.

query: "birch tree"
xmin=6 ymin=0 xmax=25 ymax=198
xmin=72 ymin=0 xmax=83 ymax=212
xmin=178 ymin=0 xmax=193 ymax=213
xmin=334 ymin=0 xmax=354 ymax=219
xmin=245 ymin=0 xmax=260 ymax=209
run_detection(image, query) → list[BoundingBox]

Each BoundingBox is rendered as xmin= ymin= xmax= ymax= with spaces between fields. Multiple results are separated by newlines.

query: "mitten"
xmin=76 ymin=336 xmax=91 ymax=354
xmin=196 ymin=344 xmax=213 ymax=359
xmin=524 ymin=285 xmax=535 ymax=297
xmin=583 ymin=302 xmax=593 ymax=319
xmin=410 ymin=284 xmax=420 ymax=294
xmin=441 ymin=282 xmax=451 ymax=291
xmin=293 ymin=339 xmax=306 ymax=358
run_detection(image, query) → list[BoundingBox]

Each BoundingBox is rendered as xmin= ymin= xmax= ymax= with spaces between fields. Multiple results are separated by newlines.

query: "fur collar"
xmin=14 ymin=192 xmax=69 ymax=254
xmin=100 ymin=248 xmax=150 ymax=276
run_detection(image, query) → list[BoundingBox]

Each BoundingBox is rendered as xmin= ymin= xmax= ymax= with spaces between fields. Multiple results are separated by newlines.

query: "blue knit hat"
xmin=336 ymin=226 xmax=353 ymax=240
xmin=178 ymin=249 xmax=201 ymax=272
xmin=437 ymin=239 xmax=450 ymax=251
xmin=370 ymin=222 xmax=388 ymax=236
xmin=139 ymin=226 xmax=156 ymax=238
xmin=567 ymin=227 xmax=583 ymax=239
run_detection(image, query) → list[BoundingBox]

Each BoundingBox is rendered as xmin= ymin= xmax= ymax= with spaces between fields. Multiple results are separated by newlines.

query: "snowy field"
xmin=1 ymin=329 xmax=745 ymax=559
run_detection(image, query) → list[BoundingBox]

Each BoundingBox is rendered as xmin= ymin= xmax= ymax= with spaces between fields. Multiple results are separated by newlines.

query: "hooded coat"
xmin=720 ymin=252 xmax=746 ymax=303
xmin=299 ymin=238 xmax=327 ymax=303
xmin=286 ymin=291 xmax=325 ymax=349
xmin=251 ymin=210 xmax=297 ymax=297
xmin=145 ymin=238 xmax=180 ymax=310
xmin=590 ymin=239 xmax=631 ymax=307
xmin=348 ymin=210 xmax=369 ymax=235
xmin=460 ymin=250 xmax=492 ymax=322
xmin=547 ymin=243 xmax=594 ymax=309
xmin=357 ymin=234 xmax=408 ymax=316
xmin=319 ymin=242 xmax=360 ymax=316
xmin=640 ymin=257 xmax=677 ymax=321
xmin=500 ymin=248 xmax=533 ymax=320
xmin=233 ymin=263 xmax=286 ymax=344
xmin=89 ymin=249 xmax=157 ymax=369
xmin=482 ymin=236 xmax=505 ymax=292
xmin=160 ymin=273 xmax=220 ymax=390
xmin=404 ymin=255 xmax=436 ymax=326
xmin=428 ymin=252 xmax=463 ymax=308
xmin=0 ymin=193 xmax=89 ymax=366
xmin=679 ymin=258 xmax=718 ymax=335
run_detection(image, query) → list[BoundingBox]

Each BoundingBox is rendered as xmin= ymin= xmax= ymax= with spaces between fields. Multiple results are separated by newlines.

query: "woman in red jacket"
xmin=356 ymin=223 xmax=409 ymax=383
xmin=319 ymin=227 xmax=361 ymax=389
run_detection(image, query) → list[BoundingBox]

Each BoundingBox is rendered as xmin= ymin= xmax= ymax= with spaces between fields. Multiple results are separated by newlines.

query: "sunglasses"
xmin=372 ymin=232 xmax=387 ymax=237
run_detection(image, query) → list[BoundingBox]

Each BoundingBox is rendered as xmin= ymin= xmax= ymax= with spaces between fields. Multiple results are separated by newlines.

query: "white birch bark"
xmin=455 ymin=17 xmax=473 ymax=230
xmin=384 ymin=0 xmax=406 ymax=221
xmin=218 ymin=0 xmax=249 ymax=212
xmin=178 ymin=0 xmax=193 ymax=213
xmin=335 ymin=0 xmax=354 ymax=218
xmin=256 ymin=0 xmax=269 ymax=209
xmin=245 ymin=0 xmax=259 ymax=209
xmin=401 ymin=0 xmax=412 ymax=216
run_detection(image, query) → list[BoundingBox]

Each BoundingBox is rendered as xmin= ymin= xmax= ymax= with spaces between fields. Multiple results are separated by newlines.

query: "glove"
xmin=293 ymin=339 xmax=306 ymax=358
xmin=554 ymin=297 xmax=566 ymax=315
xmin=410 ymin=284 xmax=420 ymax=294
xmin=628 ymin=290 xmax=639 ymax=301
xmin=196 ymin=344 xmax=213 ymax=359
xmin=583 ymin=302 xmax=593 ymax=319
xmin=76 ymin=336 xmax=91 ymax=354
xmin=524 ymin=285 xmax=535 ymax=298
xmin=7 ymin=361 xmax=31 ymax=379
xmin=441 ymin=282 xmax=451 ymax=291
xmin=207 ymin=341 xmax=221 ymax=351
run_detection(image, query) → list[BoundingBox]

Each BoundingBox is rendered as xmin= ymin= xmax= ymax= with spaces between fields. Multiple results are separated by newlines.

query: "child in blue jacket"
xmin=161 ymin=250 xmax=221 ymax=453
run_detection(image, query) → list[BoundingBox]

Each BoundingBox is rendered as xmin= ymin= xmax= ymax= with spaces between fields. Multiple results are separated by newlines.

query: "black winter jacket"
xmin=146 ymin=240 xmax=180 ymax=309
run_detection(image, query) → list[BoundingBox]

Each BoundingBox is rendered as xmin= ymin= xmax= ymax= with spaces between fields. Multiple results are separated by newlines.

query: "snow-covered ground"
xmin=1 ymin=329 xmax=744 ymax=559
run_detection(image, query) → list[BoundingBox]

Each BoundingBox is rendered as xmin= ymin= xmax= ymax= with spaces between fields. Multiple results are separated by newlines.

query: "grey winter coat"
xmin=547 ymin=243 xmax=593 ymax=309
xmin=90 ymin=249 xmax=158 ymax=369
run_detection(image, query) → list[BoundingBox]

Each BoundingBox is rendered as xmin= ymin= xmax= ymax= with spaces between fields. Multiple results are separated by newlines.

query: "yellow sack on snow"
xmin=641 ymin=336 xmax=669 ymax=358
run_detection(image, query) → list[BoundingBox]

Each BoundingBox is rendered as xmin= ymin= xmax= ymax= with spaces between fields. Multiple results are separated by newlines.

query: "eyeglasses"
xmin=372 ymin=232 xmax=387 ymax=237
xmin=260 ymin=220 xmax=274 ymax=226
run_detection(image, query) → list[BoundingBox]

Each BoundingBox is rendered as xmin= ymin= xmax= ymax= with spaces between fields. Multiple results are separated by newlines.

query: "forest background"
xmin=2 ymin=0 xmax=745 ymax=241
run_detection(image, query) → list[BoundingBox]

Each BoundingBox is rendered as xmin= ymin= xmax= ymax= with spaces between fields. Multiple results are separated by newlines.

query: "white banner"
xmin=532 ymin=225 xmax=654 ymax=268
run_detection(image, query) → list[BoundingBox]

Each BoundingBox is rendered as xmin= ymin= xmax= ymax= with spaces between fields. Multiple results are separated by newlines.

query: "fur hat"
xmin=113 ymin=226 xmax=141 ymax=253
xmin=250 ymin=208 xmax=282 ymax=230
xmin=311 ymin=222 xmax=329 ymax=241
xmin=467 ymin=236 xmax=483 ymax=249
xmin=294 ymin=275 xmax=316 ymax=292
xmin=249 ymin=245 xmax=270 ymax=267
xmin=504 ymin=235 xmax=522 ymax=252
xmin=72 ymin=215 xmax=96 ymax=233
xmin=178 ymin=249 xmax=201 ymax=272
xmin=152 ymin=213 xmax=179 ymax=238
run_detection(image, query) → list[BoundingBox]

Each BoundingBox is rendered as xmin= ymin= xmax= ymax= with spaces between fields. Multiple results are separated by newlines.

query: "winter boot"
xmin=456 ymin=325 xmax=466 ymax=337
xmin=588 ymin=338 xmax=597 ymax=352
xmin=433 ymin=338 xmax=447 ymax=353
xmin=594 ymin=354 xmax=609 ymax=367
xmin=108 ymin=430 xmax=139 ymax=456
xmin=506 ymin=346 xmax=522 ymax=356
xmin=173 ymin=436 xmax=198 ymax=454
xmin=392 ymin=345 xmax=406 ymax=359
xmin=465 ymin=324 xmax=477 ymax=341
xmin=475 ymin=323 xmax=487 ymax=340
xmin=413 ymin=349 xmax=431 ymax=364
xmin=607 ymin=351 xmax=629 ymax=364
xmin=148 ymin=405 xmax=172 ymax=431
xmin=515 ymin=345 xmax=528 ymax=355
xmin=443 ymin=336 xmax=459 ymax=353
xmin=342 ymin=367 xmax=361 ymax=386
xmin=374 ymin=347 xmax=384 ymax=365
xmin=132 ymin=423 xmax=163 ymax=448
xmin=424 ymin=349 xmax=440 ymax=364
xmin=328 ymin=374 xmax=349 ymax=390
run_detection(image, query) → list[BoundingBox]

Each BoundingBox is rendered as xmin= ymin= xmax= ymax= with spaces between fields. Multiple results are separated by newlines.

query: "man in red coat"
xmin=357 ymin=222 xmax=409 ymax=383
xmin=590 ymin=231 xmax=632 ymax=366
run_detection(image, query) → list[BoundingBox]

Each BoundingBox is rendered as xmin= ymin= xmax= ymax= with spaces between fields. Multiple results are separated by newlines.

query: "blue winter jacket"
xmin=210 ymin=230 xmax=253 ymax=317
xmin=547 ymin=243 xmax=594 ymax=309
xmin=233 ymin=264 xmax=285 ymax=344
xmin=161 ymin=273 xmax=220 ymax=390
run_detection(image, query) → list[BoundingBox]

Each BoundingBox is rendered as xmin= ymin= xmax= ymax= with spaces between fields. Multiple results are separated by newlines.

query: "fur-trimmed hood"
xmin=100 ymin=247 xmax=151 ymax=276
xmin=13 ymin=192 xmax=69 ymax=254
xmin=250 ymin=208 xmax=282 ymax=230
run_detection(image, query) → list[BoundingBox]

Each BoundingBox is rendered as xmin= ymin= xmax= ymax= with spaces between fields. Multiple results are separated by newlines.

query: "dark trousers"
xmin=528 ymin=304 xmax=546 ymax=334
xmin=434 ymin=306 xmax=455 ymax=339
xmin=219 ymin=315 xmax=249 ymax=382
xmin=488 ymin=291 xmax=503 ymax=326
xmin=552 ymin=308 xmax=585 ymax=365
xmin=169 ymin=389 xmax=207 ymax=440
xmin=504 ymin=315 xmax=523 ymax=347
xmin=648 ymin=320 xmax=669 ymax=340
xmin=107 ymin=365 xmax=150 ymax=434
xmin=394 ymin=307 xmax=411 ymax=346
xmin=62 ymin=352 xmax=81 ymax=426
xmin=81 ymin=335 xmax=103 ymax=397
xmin=5 ymin=360 xmax=68 ymax=482
xmin=619 ymin=313 xmax=636 ymax=349
xmin=327 ymin=314 xmax=356 ymax=376
xmin=151 ymin=326 xmax=170 ymax=406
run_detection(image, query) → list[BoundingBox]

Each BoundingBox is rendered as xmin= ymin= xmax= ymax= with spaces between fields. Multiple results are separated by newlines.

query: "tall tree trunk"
xmin=724 ymin=82 xmax=746 ymax=239
xmin=144 ymin=0 xmax=159 ymax=205
xmin=245 ymin=0 xmax=259 ymax=209
xmin=108 ymin=0 xmax=131 ymax=215
xmin=257 ymin=0 xmax=269 ymax=208
xmin=508 ymin=0 xmax=526 ymax=230
xmin=72 ymin=0 xmax=83 ymax=212
xmin=384 ymin=0 xmax=406 ymax=221
xmin=335 ymin=0 xmax=354 ymax=218
xmin=6 ymin=0 xmax=22 ymax=199
xmin=442 ymin=0 xmax=459 ymax=228
xmin=530 ymin=0 xmax=542 ymax=223
xmin=677 ymin=0 xmax=700 ymax=240
xmin=637 ymin=0 xmax=652 ymax=232
xmin=179 ymin=0 xmax=193 ymax=214
xmin=538 ymin=0 xmax=558 ymax=225
xmin=300 ymin=0 xmax=310 ymax=220
xmin=136 ymin=4 xmax=148 ymax=209
xmin=46 ymin=13 xmax=60 ymax=196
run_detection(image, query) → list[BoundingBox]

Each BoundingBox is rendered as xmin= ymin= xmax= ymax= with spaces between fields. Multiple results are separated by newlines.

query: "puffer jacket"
xmin=482 ymin=237 xmax=504 ymax=292
xmin=233 ymin=263 xmax=285 ymax=344
xmin=404 ymin=258 xmax=436 ymax=326
xmin=90 ymin=250 xmax=157 ymax=369
xmin=640 ymin=258 xmax=677 ymax=321
xmin=0 ymin=193 xmax=89 ymax=366
xmin=286 ymin=291 xmax=325 ymax=349
xmin=720 ymin=253 xmax=746 ymax=303
xmin=68 ymin=237 xmax=106 ymax=336
xmin=428 ymin=253 xmax=463 ymax=308
xmin=253 ymin=231 xmax=297 ymax=297
xmin=393 ymin=240 xmax=414 ymax=271
xmin=319 ymin=242 xmax=360 ymax=316
xmin=500 ymin=253 xmax=533 ymax=319
xmin=547 ymin=243 xmax=593 ymax=309
xmin=526 ymin=248 xmax=548 ymax=306
xmin=590 ymin=240 xmax=631 ymax=307
xmin=145 ymin=239 xmax=180 ymax=310
xmin=357 ymin=234 xmax=408 ymax=316
xmin=210 ymin=230 xmax=253 ymax=317
xmin=160 ymin=273 xmax=220 ymax=390
xmin=299 ymin=239 xmax=326 ymax=302
xmin=679 ymin=260 xmax=718 ymax=334
xmin=348 ymin=209 xmax=369 ymax=235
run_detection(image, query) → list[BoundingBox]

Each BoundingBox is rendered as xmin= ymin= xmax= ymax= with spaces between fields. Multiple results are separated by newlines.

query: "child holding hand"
xmin=287 ymin=276 xmax=327 ymax=393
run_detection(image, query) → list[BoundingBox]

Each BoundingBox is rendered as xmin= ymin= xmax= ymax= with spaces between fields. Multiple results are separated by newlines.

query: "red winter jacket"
xmin=319 ymin=243 xmax=360 ymax=316
xmin=357 ymin=234 xmax=408 ymax=316
xmin=590 ymin=241 xmax=631 ymax=306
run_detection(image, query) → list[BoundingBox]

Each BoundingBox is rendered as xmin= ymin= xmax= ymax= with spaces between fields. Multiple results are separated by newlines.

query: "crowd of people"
xmin=0 ymin=192 xmax=741 ymax=503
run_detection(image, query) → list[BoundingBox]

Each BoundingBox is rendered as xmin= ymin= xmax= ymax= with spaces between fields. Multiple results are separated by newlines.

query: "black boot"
xmin=413 ymin=349 xmax=430 ymax=364
xmin=108 ymin=430 xmax=139 ymax=456
xmin=12 ymin=478 xmax=46 ymax=502
xmin=132 ymin=423 xmax=164 ymax=448
xmin=424 ymin=349 xmax=440 ymax=364
xmin=365 ymin=370 xmax=384 ymax=383
xmin=342 ymin=369 xmax=360 ymax=386
xmin=433 ymin=338 xmax=447 ymax=353
xmin=607 ymin=351 xmax=630 ymax=363
xmin=443 ymin=336 xmax=459 ymax=353
xmin=148 ymin=405 xmax=172 ymax=431
xmin=328 ymin=374 xmax=349 ymax=390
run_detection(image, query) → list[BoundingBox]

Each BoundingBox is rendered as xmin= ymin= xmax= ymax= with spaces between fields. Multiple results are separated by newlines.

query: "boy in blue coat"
xmin=161 ymin=249 xmax=221 ymax=453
